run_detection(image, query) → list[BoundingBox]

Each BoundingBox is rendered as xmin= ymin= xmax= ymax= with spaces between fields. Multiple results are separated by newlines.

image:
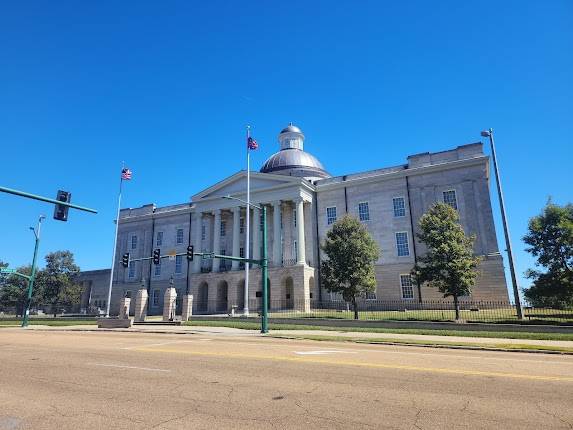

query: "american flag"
xmin=247 ymin=136 xmax=258 ymax=150
xmin=121 ymin=168 xmax=132 ymax=180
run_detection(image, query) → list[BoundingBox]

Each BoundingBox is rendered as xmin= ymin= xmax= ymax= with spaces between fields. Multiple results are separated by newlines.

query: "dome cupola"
xmin=260 ymin=123 xmax=330 ymax=180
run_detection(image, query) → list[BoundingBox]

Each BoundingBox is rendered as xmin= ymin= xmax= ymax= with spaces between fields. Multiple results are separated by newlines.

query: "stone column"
xmin=295 ymin=198 xmax=306 ymax=265
xmin=232 ymin=207 xmax=240 ymax=270
xmin=181 ymin=294 xmax=193 ymax=321
xmin=193 ymin=212 xmax=202 ymax=273
xmin=162 ymin=287 xmax=177 ymax=321
xmin=118 ymin=297 xmax=131 ymax=319
xmin=134 ymin=289 xmax=148 ymax=322
xmin=252 ymin=206 xmax=261 ymax=262
xmin=212 ymin=209 xmax=221 ymax=272
xmin=272 ymin=201 xmax=282 ymax=266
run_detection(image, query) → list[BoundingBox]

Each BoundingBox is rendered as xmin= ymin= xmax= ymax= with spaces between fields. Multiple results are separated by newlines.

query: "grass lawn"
xmin=183 ymin=320 xmax=573 ymax=341
xmin=0 ymin=318 xmax=97 ymax=327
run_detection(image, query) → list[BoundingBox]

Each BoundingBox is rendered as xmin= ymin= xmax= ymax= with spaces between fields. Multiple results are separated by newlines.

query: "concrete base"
xmin=118 ymin=297 xmax=131 ymax=319
xmin=163 ymin=287 xmax=177 ymax=322
xmin=181 ymin=294 xmax=193 ymax=321
xmin=97 ymin=318 xmax=133 ymax=328
xmin=134 ymin=289 xmax=148 ymax=322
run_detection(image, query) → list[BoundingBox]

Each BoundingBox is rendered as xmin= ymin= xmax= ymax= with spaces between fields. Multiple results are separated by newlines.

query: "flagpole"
xmin=244 ymin=126 xmax=250 ymax=316
xmin=105 ymin=163 xmax=124 ymax=317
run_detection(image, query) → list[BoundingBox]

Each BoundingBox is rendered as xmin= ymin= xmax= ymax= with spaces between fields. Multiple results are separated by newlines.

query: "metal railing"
xmin=188 ymin=299 xmax=573 ymax=323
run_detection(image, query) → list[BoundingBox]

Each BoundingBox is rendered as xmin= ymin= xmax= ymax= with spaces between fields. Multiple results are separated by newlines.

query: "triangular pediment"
xmin=192 ymin=171 xmax=304 ymax=202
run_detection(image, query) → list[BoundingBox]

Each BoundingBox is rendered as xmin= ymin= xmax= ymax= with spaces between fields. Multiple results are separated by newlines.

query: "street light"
xmin=222 ymin=195 xmax=269 ymax=333
xmin=22 ymin=215 xmax=46 ymax=327
xmin=481 ymin=129 xmax=523 ymax=319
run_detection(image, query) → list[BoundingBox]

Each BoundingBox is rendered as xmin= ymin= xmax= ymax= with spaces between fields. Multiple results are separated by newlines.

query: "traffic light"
xmin=121 ymin=253 xmax=130 ymax=268
xmin=53 ymin=190 xmax=71 ymax=221
xmin=153 ymin=248 xmax=161 ymax=265
xmin=186 ymin=245 xmax=194 ymax=261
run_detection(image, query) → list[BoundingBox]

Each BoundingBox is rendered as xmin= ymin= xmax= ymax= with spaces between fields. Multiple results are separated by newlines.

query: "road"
xmin=0 ymin=329 xmax=572 ymax=429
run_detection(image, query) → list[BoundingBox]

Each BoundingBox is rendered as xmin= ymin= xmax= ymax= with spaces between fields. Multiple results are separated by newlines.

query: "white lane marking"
xmin=89 ymin=363 xmax=170 ymax=372
xmin=294 ymin=350 xmax=358 ymax=355
xmin=121 ymin=340 xmax=194 ymax=350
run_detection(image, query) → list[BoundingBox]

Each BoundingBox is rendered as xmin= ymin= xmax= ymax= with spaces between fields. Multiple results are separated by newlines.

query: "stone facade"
xmin=81 ymin=125 xmax=509 ymax=316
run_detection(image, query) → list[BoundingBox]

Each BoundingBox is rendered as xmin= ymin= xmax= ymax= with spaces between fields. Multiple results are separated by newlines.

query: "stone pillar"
xmin=118 ymin=297 xmax=131 ymax=319
xmin=193 ymin=212 xmax=202 ymax=273
xmin=134 ymin=289 xmax=148 ymax=322
xmin=272 ymin=201 xmax=282 ymax=266
xmin=212 ymin=209 xmax=221 ymax=272
xmin=252 ymin=206 xmax=261 ymax=262
xmin=162 ymin=287 xmax=177 ymax=321
xmin=295 ymin=198 xmax=306 ymax=265
xmin=232 ymin=207 xmax=241 ymax=270
xmin=181 ymin=294 xmax=193 ymax=321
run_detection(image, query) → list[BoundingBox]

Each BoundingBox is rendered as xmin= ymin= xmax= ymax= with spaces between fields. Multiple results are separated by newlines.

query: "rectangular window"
xmin=152 ymin=289 xmax=160 ymax=307
xmin=154 ymin=260 xmax=161 ymax=276
xmin=326 ymin=207 xmax=337 ymax=225
xmin=176 ymin=228 xmax=184 ymax=244
xmin=239 ymin=247 xmax=244 ymax=258
xmin=260 ymin=215 xmax=264 ymax=232
xmin=293 ymin=209 xmax=297 ymax=228
xmin=365 ymin=291 xmax=377 ymax=300
xmin=201 ymin=224 xmax=206 ymax=241
xmin=131 ymin=234 xmax=137 ymax=250
xmin=443 ymin=190 xmax=458 ymax=209
xmin=240 ymin=217 xmax=245 ymax=234
xmin=156 ymin=231 xmax=163 ymax=247
xmin=128 ymin=261 xmax=135 ymax=278
xmin=358 ymin=202 xmax=370 ymax=221
xmin=293 ymin=240 xmax=298 ymax=261
xmin=175 ymin=255 xmax=182 ymax=274
xmin=393 ymin=197 xmax=406 ymax=217
xmin=400 ymin=274 xmax=414 ymax=299
xmin=220 ymin=249 xmax=226 ymax=256
xmin=395 ymin=232 xmax=410 ymax=257
xmin=220 ymin=221 xmax=226 ymax=237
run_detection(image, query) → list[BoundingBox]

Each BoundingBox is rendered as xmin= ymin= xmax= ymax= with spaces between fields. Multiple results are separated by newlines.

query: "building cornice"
xmin=316 ymin=155 xmax=488 ymax=192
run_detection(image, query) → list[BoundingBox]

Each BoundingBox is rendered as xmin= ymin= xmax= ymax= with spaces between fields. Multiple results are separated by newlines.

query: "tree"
xmin=412 ymin=203 xmax=480 ymax=321
xmin=523 ymin=202 xmax=573 ymax=308
xmin=39 ymin=251 xmax=81 ymax=316
xmin=0 ymin=265 xmax=41 ymax=315
xmin=320 ymin=215 xmax=380 ymax=319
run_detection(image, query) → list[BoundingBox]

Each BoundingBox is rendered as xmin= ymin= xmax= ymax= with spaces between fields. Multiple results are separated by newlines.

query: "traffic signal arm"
xmin=0 ymin=186 xmax=97 ymax=213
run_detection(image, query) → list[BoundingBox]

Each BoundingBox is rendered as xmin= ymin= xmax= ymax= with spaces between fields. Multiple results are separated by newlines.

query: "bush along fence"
xmin=192 ymin=299 xmax=573 ymax=324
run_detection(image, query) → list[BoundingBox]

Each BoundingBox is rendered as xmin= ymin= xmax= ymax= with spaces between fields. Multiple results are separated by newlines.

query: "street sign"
xmin=0 ymin=268 xmax=17 ymax=274
xmin=167 ymin=249 xmax=177 ymax=261
xmin=202 ymin=252 xmax=215 ymax=259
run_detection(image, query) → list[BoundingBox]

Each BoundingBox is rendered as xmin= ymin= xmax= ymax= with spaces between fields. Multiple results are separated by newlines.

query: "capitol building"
xmin=85 ymin=124 xmax=509 ymax=315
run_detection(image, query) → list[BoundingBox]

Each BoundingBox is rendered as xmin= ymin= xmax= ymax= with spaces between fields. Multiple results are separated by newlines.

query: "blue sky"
xmin=1 ymin=1 xmax=571 ymax=297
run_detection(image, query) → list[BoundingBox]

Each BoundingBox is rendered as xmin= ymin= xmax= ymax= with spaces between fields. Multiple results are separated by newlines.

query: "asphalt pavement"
xmin=0 ymin=328 xmax=572 ymax=429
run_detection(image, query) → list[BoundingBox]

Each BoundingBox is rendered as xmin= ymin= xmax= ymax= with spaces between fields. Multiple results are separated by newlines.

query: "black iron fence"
xmin=191 ymin=299 xmax=573 ymax=324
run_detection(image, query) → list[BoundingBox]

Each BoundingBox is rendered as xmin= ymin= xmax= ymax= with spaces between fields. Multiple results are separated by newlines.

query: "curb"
xmin=268 ymin=334 xmax=573 ymax=356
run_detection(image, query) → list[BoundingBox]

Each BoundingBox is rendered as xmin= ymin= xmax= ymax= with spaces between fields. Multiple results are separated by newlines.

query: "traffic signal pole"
xmin=22 ymin=215 xmax=45 ymax=328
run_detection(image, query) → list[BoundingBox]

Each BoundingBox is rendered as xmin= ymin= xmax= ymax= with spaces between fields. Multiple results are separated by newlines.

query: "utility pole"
xmin=481 ymin=128 xmax=523 ymax=319
xmin=22 ymin=215 xmax=46 ymax=328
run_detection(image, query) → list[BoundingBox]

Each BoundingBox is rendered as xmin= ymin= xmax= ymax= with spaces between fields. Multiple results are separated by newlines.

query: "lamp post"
xmin=223 ymin=195 xmax=268 ymax=333
xmin=481 ymin=128 xmax=523 ymax=319
xmin=22 ymin=215 xmax=46 ymax=327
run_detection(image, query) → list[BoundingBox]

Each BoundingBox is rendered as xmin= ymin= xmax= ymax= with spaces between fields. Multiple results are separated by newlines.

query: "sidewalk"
xmin=11 ymin=323 xmax=573 ymax=352
xmin=270 ymin=329 xmax=573 ymax=350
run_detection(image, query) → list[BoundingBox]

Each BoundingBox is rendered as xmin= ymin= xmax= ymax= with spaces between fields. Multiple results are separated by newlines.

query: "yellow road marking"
xmin=132 ymin=347 xmax=573 ymax=382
